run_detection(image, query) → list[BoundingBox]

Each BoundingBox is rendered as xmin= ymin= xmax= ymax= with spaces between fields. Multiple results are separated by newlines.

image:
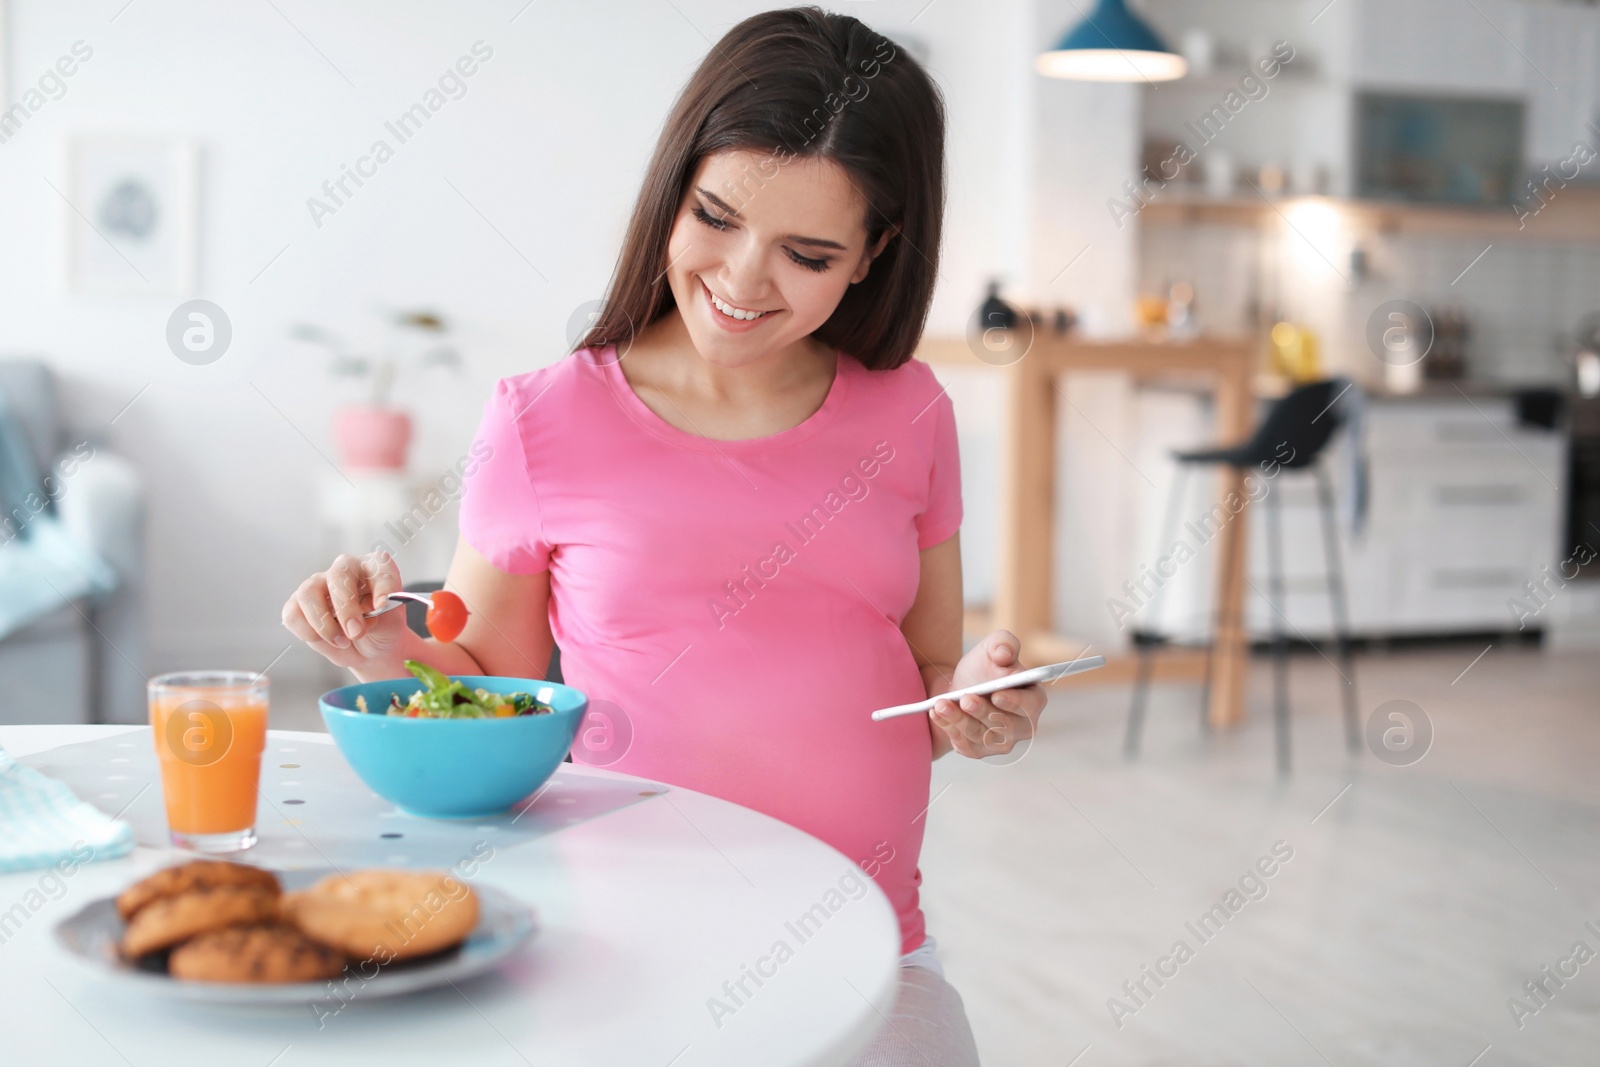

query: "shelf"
xmin=1147 ymin=70 xmax=1326 ymax=93
xmin=1140 ymin=187 xmax=1600 ymax=241
xmin=917 ymin=335 xmax=1257 ymax=377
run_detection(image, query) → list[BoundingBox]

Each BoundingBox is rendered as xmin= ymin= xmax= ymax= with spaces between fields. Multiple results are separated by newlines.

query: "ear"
xmin=850 ymin=225 xmax=899 ymax=285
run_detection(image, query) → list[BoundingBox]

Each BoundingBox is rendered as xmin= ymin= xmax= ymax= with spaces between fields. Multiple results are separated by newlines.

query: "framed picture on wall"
xmin=66 ymin=134 xmax=199 ymax=295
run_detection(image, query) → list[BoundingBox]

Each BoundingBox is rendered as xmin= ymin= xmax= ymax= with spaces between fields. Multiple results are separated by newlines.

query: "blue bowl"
xmin=319 ymin=676 xmax=587 ymax=818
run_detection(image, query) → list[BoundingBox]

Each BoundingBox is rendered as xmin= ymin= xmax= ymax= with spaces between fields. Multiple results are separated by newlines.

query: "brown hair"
xmin=580 ymin=7 xmax=945 ymax=371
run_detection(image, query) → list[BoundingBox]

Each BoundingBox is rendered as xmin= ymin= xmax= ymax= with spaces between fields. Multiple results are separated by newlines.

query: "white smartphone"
xmin=869 ymin=655 xmax=1107 ymax=721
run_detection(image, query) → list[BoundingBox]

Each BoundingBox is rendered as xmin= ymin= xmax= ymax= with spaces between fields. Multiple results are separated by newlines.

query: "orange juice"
xmin=148 ymin=672 xmax=269 ymax=852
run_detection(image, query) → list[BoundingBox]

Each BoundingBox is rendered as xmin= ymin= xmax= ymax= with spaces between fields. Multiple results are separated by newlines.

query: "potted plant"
xmin=292 ymin=310 xmax=461 ymax=472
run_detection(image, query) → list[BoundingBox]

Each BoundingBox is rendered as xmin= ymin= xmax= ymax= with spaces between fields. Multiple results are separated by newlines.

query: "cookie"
xmin=115 ymin=860 xmax=280 ymax=921
xmin=282 ymin=869 xmax=479 ymax=962
xmin=120 ymin=885 xmax=281 ymax=958
xmin=169 ymin=924 xmax=348 ymax=984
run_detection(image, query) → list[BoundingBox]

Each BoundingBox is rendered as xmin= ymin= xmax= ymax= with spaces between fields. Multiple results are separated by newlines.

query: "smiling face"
xmin=662 ymin=148 xmax=887 ymax=368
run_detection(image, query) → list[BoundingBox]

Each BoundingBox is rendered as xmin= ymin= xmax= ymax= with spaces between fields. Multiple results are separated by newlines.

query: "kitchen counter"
xmin=1361 ymin=378 xmax=1566 ymax=402
xmin=1247 ymin=372 xmax=1564 ymax=402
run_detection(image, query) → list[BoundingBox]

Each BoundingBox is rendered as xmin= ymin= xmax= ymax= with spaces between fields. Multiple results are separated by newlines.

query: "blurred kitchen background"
xmin=4 ymin=0 xmax=1598 ymax=726
xmin=6 ymin=2 xmax=1600 ymax=1061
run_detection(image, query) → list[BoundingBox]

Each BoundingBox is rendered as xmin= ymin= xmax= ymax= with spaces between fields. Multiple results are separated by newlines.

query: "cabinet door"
xmin=1388 ymin=460 xmax=1562 ymax=632
xmin=1239 ymin=400 xmax=1565 ymax=637
xmin=1351 ymin=0 xmax=1526 ymax=93
xmin=1373 ymin=399 xmax=1565 ymax=632
xmin=1524 ymin=3 xmax=1599 ymax=167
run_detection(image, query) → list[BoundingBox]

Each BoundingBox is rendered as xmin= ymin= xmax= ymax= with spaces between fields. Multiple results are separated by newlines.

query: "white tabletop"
xmin=0 ymin=725 xmax=900 ymax=1067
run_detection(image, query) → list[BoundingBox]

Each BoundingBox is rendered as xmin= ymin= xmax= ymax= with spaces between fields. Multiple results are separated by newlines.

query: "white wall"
xmin=1028 ymin=0 xmax=1140 ymax=336
xmin=1026 ymin=1 xmax=1144 ymax=641
xmin=3 ymin=0 xmax=1127 ymax=678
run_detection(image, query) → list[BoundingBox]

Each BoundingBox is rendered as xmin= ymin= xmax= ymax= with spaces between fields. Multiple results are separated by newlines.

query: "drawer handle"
xmin=1430 ymin=568 xmax=1523 ymax=589
xmin=1434 ymin=485 xmax=1527 ymax=506
xmin=1435 ymin=424 xmax=1505 ymax=443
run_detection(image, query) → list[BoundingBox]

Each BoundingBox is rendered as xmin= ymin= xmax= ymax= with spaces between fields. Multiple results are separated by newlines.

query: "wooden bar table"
xmin=918 ymin=334 xmax=1257 ymax=729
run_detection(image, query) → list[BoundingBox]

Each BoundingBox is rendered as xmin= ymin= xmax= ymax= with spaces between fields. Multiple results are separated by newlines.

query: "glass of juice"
xmin=148 ymin=671 xmax=270 ymax=853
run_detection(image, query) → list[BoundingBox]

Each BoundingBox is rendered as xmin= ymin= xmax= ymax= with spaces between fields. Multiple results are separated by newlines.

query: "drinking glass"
xmin=148 ymin=671 xmax=270 ymax=853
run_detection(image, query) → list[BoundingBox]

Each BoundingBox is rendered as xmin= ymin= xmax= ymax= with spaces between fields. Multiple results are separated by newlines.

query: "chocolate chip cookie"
xmin=115 ymin=860 xmax=280 ymax=921
xmin=120 ymin=885 xmax=281 ymax=958
xmin=168 ymin=924 xmax=348 ymax=984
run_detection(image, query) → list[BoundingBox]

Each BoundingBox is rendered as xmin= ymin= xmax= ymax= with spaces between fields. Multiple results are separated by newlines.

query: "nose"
xmin=719 ymin=234 xmax=770 ymax=305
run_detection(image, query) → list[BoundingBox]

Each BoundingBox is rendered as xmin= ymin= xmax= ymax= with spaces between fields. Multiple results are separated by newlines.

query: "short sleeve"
xmin=914 ymin=387 xmax=963 ymax=549
xmin=458 ymin=378 xmax=552 ymax=574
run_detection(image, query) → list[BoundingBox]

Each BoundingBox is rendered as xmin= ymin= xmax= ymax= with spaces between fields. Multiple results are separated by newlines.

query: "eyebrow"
xmin=696 ymin=188 xmax=850 ymax=251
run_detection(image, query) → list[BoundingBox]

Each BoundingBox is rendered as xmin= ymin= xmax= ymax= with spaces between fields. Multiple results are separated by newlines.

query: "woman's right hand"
xmin=282 ymin=550 xmax=410 ymax=671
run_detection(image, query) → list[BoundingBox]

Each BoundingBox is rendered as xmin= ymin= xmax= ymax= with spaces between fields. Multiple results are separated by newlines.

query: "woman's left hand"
xmin=929 ymin=629 xmax=1046 ymax=759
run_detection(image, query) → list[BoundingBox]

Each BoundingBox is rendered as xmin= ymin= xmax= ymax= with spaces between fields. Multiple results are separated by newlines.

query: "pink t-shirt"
xmin=458 ymin=345 xmax=962 ymax=954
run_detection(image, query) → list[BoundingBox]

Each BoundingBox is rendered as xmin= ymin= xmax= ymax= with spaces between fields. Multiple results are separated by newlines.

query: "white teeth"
xmin=708 ymin=287 xmax=766 ymax=321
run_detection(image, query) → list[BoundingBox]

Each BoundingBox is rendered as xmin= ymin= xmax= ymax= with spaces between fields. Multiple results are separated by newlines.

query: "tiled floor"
xmin=920 ymin=643 xmax=1600 ymax=1067
xmin=271 ymin=643 xmax=1600 ymax=1065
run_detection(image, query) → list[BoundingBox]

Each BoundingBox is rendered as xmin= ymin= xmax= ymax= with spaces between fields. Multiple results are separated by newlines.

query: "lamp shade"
xmin=1036 ymin=0 xmax=1187 ymax=82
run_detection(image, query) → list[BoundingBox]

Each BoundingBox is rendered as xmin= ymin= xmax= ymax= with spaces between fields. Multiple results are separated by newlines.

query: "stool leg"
xmin=1198 ymin=478 xmax=1232 ymax=736
xmin=1315 ymin=464 xmax=1360 ymax=753
xmin=1125 ymin=649 xmax=1155 ymax=759
xmin=1265 ymin=480 xmax=1291 ymax=776
xmin=1125 ymin=464 xmax=1190 ymax=759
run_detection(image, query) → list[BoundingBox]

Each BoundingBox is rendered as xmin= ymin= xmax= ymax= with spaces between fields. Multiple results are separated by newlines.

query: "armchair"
xmin=0 ymin=361 xmax=146 ymax=725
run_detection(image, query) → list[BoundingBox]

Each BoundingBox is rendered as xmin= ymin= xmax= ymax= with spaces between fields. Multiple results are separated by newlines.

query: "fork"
xmin=361 ymin=590 xmax=435 ymax=619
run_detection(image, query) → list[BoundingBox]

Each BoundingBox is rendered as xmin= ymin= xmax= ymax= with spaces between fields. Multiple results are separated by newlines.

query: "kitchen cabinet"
xmin=1524 ymin=3 xmax=1599 ymax=167
xmin=1348 ymin=0 xmax=1526 ymax=94
xmin=1239 ymin=396 xmax=1566 ymax=638
xmin=1146 ymin=0 xmax=1600 ymax=191
xmin=1341 ymin=0 xmax=1600 ymax=171
xmin=1132 ymin=392 xmax=1566 ymax=642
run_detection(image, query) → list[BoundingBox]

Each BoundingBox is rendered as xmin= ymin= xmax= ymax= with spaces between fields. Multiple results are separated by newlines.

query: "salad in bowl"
xmin=320 ymin=664 xmax=587 ymax=817
xmin=357 ymin=661 xmax=555 ymax=719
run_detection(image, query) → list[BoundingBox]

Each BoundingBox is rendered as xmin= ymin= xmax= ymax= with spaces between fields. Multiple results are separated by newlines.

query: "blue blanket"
xmin=0 ymin=384 xmax=116 ymax=641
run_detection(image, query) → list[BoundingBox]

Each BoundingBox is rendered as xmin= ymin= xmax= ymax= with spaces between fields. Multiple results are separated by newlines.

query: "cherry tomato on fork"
xmin=425 ymin=590 xmax=469 ymax=643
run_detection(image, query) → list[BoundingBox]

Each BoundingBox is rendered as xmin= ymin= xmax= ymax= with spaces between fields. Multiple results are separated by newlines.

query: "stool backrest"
xmin=1251 ymin=378 xmax=1348 ymax=469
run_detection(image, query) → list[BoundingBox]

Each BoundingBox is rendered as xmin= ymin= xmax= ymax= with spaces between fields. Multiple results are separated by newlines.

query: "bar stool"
xmin=1123 ymin=378 xmax=1362 ymax=774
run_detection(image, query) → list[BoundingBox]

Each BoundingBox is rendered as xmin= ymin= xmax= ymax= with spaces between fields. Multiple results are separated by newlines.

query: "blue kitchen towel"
xmin=1332 ymin=377 xmax=1369 ymax=537
xmin=0 ymin=744 xmax=134 ymax=872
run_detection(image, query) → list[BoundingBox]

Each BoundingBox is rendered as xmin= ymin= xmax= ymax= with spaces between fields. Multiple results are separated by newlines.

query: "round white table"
xmin=0 ymin=725 xmax=901 ymax=1067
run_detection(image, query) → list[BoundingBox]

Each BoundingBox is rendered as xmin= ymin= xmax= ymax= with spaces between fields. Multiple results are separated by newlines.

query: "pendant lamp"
xmin=1036 ymin=0 xmax=1187 ymax=82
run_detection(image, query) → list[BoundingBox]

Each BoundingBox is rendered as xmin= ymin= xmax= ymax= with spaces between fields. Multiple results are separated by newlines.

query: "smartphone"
xmin=869 ymin=655 xmax=1107 ymax=721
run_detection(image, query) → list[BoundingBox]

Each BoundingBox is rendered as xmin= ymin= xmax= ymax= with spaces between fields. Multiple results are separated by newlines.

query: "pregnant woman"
xmin=283 ymin=8 xmax=1045 ymax=1063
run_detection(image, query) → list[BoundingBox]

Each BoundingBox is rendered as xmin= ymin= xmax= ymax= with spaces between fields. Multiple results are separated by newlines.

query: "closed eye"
xmin=785 ymin=247 xmax=831 ymax=273
xmin=693 ymin=200 xmax=831 ymax=271
xmin=692 ymin=204 xmax=730 ymax=231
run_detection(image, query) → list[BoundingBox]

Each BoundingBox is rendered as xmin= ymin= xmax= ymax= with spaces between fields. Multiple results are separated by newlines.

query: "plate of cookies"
xmin=54 ymin=860 xmax=538 ymax=1003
